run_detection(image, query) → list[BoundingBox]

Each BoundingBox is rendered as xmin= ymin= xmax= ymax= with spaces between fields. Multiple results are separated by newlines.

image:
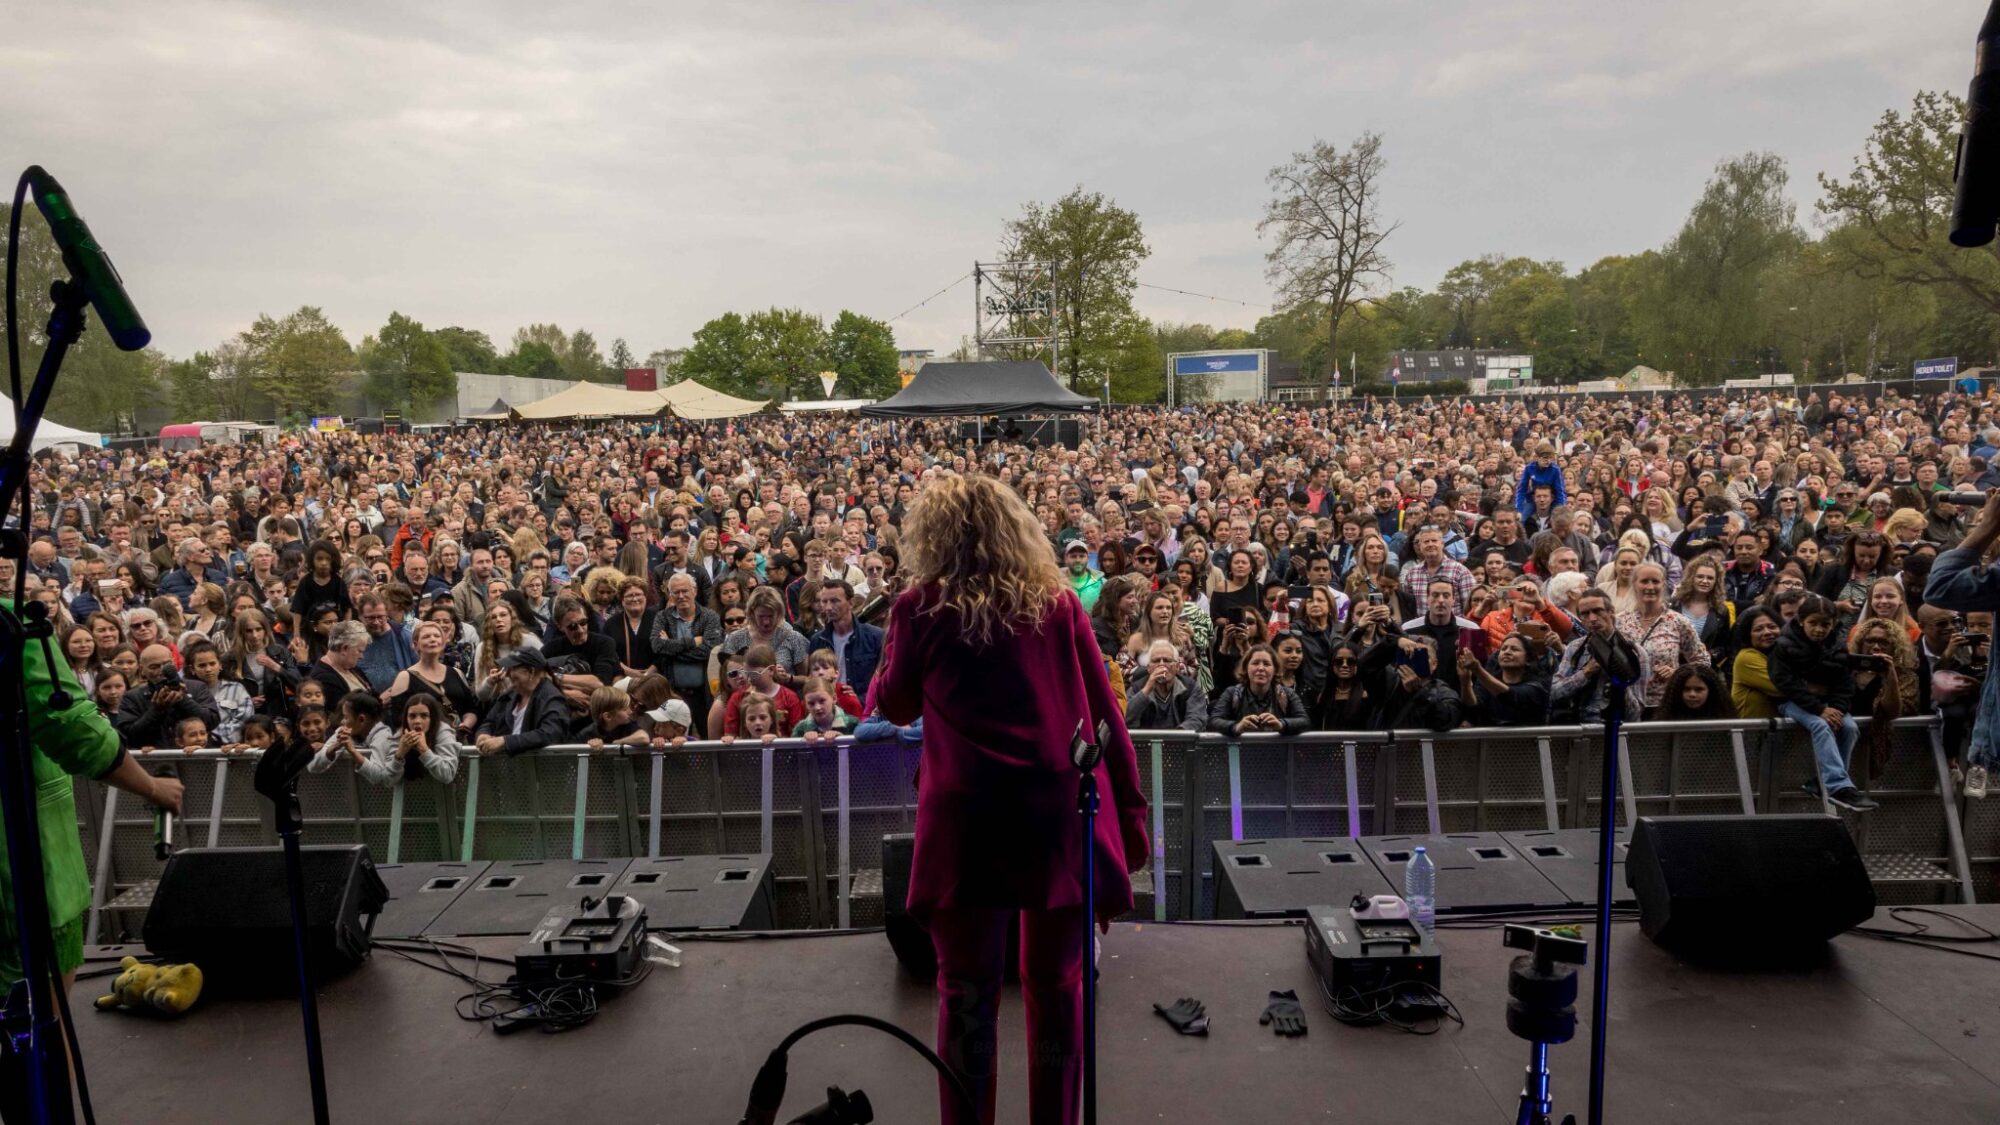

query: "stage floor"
xmin=69 ymin=906 xmax=2000 ymax=1123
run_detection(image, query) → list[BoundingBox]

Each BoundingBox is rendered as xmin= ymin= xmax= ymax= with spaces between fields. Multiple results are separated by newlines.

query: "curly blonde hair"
xmin=899 ymin=473 xmax=1064 ymax=647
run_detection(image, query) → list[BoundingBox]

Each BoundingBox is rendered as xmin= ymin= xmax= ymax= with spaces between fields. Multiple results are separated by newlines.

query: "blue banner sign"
xmin=1173 ymin=352 xmax=1261 ymax=376
xmin=1913 ymin=356 xmax=1958 ymax=380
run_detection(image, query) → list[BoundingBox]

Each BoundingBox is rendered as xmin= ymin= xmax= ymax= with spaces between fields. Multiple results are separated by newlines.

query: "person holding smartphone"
xmin=1924 ymin=491 xmax=2000 ymax=797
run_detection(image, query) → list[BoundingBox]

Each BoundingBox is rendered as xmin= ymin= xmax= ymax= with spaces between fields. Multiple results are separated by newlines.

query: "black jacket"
xmin=113 ymin=680 xmax=221 ymax=749
xmin=1769 ymin=619 xmax=1856 ymax=714
xmin=651 ymin=606 xmax=723 ymax=689
xmin=475 ymin=677 xmax=574 ymax=756
xmin=1206 ymin=682 xmax=1310 ymax=736
xmin=1124 ymin=672 xmax=1209 ymax=733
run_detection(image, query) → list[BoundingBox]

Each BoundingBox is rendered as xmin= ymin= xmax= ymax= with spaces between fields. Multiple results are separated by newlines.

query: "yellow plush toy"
xmin=93 ymin=956 xmax=203 ymax=1017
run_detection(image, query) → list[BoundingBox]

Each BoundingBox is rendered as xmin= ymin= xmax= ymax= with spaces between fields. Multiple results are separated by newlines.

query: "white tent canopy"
xmin=508 ymin=382 xmax=671 ymax=421
xmin=656 ymin=379 xmax=772 ymax=420
xmin=502 ymin=379 xmax=774 ymax=422
xmin=0 ymin=393 xmax=105 ymax=451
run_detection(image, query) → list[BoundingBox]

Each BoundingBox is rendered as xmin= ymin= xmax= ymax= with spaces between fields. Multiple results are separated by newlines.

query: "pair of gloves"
xmin=1151 ymin=990 xmax=1305 ymax=1038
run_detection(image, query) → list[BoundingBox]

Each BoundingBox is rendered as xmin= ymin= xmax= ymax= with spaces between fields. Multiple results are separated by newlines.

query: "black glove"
xmin=1152 ymin=997 xmax=1209 ymax=1036
xmin=1260 ymin=989 xmax=1306 ymax=1037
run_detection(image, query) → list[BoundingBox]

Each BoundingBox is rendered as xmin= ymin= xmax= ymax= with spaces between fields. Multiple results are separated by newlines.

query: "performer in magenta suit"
xmin=871 ymin=472 xmax=1150 ymax=1125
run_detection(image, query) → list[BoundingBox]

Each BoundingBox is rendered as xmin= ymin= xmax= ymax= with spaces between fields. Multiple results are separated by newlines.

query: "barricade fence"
xmin=80 ymin=716 xmax=1983 ymax=942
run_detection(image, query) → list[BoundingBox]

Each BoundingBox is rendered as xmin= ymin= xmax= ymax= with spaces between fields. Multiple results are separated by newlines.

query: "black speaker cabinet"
xmin=881 ymin=833 xmax=1017 ymax=983
xmin=1212 ymin=838 xmax=1393 ymax=919
xmin=1627 ymin=815 xmax=1875 ymax=958
xmin=615 ymin=854 xmax=776 ymax=931
xmin=144 ymin=845 xmax=388 ymax=993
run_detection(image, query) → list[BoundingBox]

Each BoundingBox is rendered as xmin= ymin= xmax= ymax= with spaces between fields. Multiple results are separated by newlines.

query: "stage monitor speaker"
xmin=1626 ymin=815 xmax=1875 ymax=959
xmin=882 ymin=834 xmax=935 ymax=980
xmin=881 ymin=833 xmax=1016 ymax=983
xmin=144 ymin=845 xmax=388 ymax=993
xmin=1213 ymin=838 xmax=1395 ymax=919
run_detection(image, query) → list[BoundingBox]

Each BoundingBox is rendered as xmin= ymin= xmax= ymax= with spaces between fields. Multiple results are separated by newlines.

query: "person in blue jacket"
xmin=1515 ymin=441 xmax=1567 ymax=522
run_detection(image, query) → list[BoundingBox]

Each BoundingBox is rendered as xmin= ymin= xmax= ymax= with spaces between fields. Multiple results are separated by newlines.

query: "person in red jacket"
xmin=871 ymin=473 xmax=1149 ymax=1125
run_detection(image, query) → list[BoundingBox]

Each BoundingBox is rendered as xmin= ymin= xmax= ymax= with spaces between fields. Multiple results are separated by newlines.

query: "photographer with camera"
xmin=110 ymin=643 xmax=220 ymax=750
xmin=1924 ymin=491 xmax=2000 ymax=797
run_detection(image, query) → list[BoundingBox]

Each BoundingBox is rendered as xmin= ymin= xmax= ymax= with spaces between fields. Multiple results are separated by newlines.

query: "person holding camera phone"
xmin=1924 ymin=490 xmax=2000 ymax=797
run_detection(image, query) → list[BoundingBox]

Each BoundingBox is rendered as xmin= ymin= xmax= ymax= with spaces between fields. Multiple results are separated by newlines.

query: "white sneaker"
xmin=1965 ymin=765 xmax=1989 ymax=799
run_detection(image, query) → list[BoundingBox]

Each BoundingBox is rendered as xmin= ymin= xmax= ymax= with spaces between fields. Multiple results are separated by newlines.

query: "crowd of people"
xmin=11 ymin=384 xmax=1998 ymax=814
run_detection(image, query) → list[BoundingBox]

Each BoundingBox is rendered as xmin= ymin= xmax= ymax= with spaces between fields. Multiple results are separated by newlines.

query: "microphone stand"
xmin=0 ymin=276 xmax=92 ymax=1125
xmin=1069 ymin=720 xmax=1106 ymax=1125
xmin=1585 ymin=632 xmax=1637 ymax=1125
xmin=272 ymin=777 xmax=332 ymax=1125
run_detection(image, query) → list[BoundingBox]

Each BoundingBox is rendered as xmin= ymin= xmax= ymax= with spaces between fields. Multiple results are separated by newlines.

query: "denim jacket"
xmin=1924 ymin=547 xmax=2000 ymax=767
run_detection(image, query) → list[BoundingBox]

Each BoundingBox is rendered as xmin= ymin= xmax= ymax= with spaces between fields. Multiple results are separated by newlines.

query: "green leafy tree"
xmin=1641 ymin=153 xmax=1801 ymax=385
xmin=1152 ymin=322 xmax=1218 ymax=357
xmin=824 ymin=311 xmax=899 ymax=399
xmin=1818 ymin=91 xmax=2000 ymax=315
xmin=165 ymin=351 xmax=219 ymax=420
xmin=565 ymin=328 xmax=607 ymax=382
xmin=358 ymin=311 xmax=454 ymax=412
xmin=742 ymin=308 xmax=829 ymax=401
xmin=241 ymin=306 xmax=352 ymax=417
xmin=676 ymin=312 xmax=754 ymax=392
xmin=1002 ymin=187 xmax=1150 ymax=387
xmin=1259 ymin=132 xmax=1398 ymax=385
xmin=1101 ymin=315 xmax=1167 ymax=403
xmin=433 ymin=326 xmax=498 ymax=373
xmin=608 ymin=337 xmax=636 ymax=379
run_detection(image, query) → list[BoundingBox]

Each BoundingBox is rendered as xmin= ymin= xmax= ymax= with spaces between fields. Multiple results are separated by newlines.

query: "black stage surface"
xmin=70 ymin=906 xmax=2000 ymax=1123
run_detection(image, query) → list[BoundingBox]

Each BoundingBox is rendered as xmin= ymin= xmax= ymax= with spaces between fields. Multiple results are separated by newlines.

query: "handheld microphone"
xmin=1952 ymin=1 xmax=2000 ymax=246
xmin=24 ymin=166 xmax=151 ymax=350
xmin=1939 ymin=492 xmax=1991 ymax=506
xmin=154 ymin=765 xmax=178 ymax=860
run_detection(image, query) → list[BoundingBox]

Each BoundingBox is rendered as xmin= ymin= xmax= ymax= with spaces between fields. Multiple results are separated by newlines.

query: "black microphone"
xmin=1070 ymin=718 xmax=1102 ymax=772
xmin=787 ymin=1086 xmax=872 ymax=1124
xmin=1952 ymin=1 xmax=2000 ymax=246
xmin=154 ymin=765 xmax=178 ymax=860
xmin=1939 ymin=491 xmax=1991 ymax=506
xmin=24 ymin=165 xmax=151 ymax=351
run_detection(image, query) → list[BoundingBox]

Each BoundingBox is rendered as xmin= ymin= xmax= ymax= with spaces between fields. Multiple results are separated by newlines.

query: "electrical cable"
xmin=887 ymin=272 xmax=972 ymax=323
xmin=768 ymin=1013 xmax=978 ymax=1119
xmin=370 ymin=936 xmax=649 ymax=1035
xmin=1313 ymin=974 xmax=1464 ymax=1036
xmin=1134 ymin=281 xmax=1266 ymax=309
xmin=1848 ymin=907 xmax=2000 ymax=963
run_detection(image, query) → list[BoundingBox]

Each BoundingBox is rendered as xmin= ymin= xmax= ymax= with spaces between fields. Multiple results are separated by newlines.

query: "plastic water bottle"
xmin=1404 ymin=847 xmax=1436 ymax=939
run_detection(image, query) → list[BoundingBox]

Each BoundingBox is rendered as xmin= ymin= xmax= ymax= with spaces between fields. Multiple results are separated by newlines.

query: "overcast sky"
xmin=0 ymin=1 xmax=1976 ymax=362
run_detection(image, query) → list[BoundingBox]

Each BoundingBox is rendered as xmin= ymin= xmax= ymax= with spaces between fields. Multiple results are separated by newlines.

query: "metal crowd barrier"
xmin=78 ymin=716 xmax=1984 ymax=942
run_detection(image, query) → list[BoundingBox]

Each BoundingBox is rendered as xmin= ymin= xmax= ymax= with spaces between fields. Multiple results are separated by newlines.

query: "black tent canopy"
xmin=858 ymin=361 xmax=1098 ymax=417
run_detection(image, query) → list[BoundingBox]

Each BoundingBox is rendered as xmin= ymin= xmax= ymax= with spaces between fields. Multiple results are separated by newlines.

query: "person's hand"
xmin=475 ymin=734 xmax=505 ymax=755
xmin=149 ymin=774 xmax=185 ymax=816
xmin=1396 ymin=665 xmax=1419 ymax=689
xmin=802 ymin=729 xmax=820 ymax=743
xmin=1972 ymin=490 xmax=2000 ymax=537
xmin=1457 ymin=648 xmax=1477 ymax=674
xmin=1234 ymin=717 xmax=1255 ymax=736
xmin=760 ymin=733 xmax=777 ymax=745
xmin=397 ymin=730 xmax=421 ymax=759
xmin=587 ymin=737 xmax=606 ymax=753
xmin=152 ymin=685 xmax=183 ymax=710
xmin=1397 ymin=637 xmax=1420 ymax=655
xmin=1836 ymin=600 xmax=1860 ymax=616
xmin=1822 ymin=707 xmax=1845 ymax=727
xmin=289 ymin=635 xmax=309 ymax=661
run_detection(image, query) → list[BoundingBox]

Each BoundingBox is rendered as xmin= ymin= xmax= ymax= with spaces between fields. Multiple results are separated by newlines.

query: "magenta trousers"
xmin=929 ymin=906 xmax=1087 ymax=1125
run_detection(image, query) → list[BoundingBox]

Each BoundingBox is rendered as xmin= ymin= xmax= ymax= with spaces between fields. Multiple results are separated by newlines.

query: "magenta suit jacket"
xmin=872 ymin=583 xmax=1150 ymax=921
